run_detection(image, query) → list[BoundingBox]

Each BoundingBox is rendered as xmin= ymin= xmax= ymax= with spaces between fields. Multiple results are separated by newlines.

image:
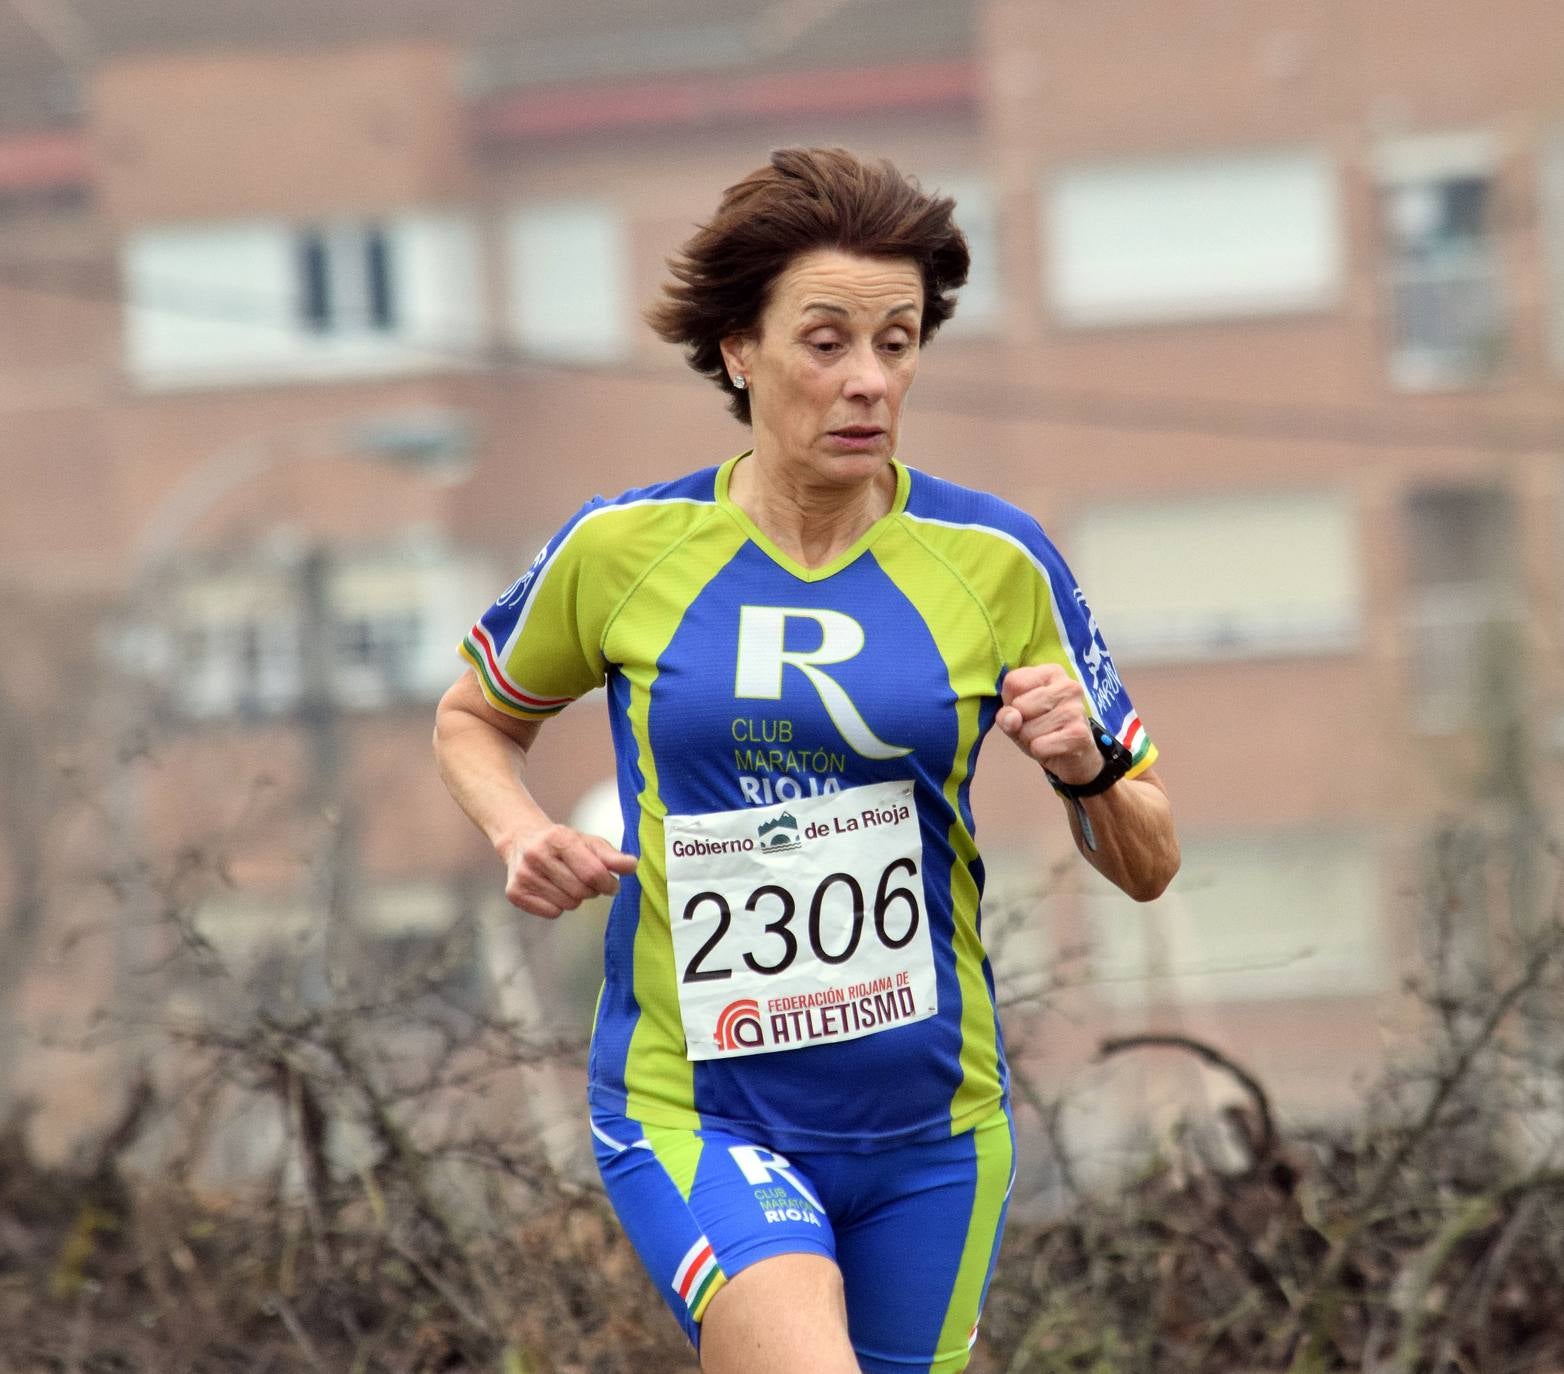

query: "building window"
xmin=189 ymin=894 xmax=326 ymax=1023
xmin=174 ymin=565 xmax=303 ymax=720
xmin=933 ymin=176 xmax=1000 ymax=335
xmin=297 ymin=224 xmax=397 ymax=335
xmin=1404 ymin=485 xmax=1519 ymax=734
xmin=1376 ymin=133 xmax=1504 ymax=389
xmin=1044 ymin=149 xmax=1342 ymax=326
xmin=199 ymin=617 xmax=301 ymax=719
xmin=1069 ymin=491 xmax=1361 ymax=663
xmin=1086 ymin=830 xmax=1384 ymax=1005
xmin=192 ymin=885 xmax=480 ymax=1014
xmin=1541 ymin=130 xmax=1564 ymax=375
xmin=505 ymin=201 xmax=629 ymax=361
xmin=122 ymin=212 xmax=483 ymax=389
xmin=331 ymin=610 xmax=423 ymax=709
xmin=358 ymin=883 xmax=483 ymax=1014
xmin=1419 ymin=822 xmax=1499 ymax=981
xmin=164 ymin=544 xmax=492 ymax=721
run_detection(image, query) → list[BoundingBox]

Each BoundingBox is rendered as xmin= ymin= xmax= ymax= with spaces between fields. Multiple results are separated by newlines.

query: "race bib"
xmin=665 ymin=780 xmax=937 ymax=1061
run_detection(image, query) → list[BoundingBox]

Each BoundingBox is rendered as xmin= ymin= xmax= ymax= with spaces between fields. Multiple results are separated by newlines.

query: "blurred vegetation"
xmin=2 ymin=829 xmax=1564 ymax=1372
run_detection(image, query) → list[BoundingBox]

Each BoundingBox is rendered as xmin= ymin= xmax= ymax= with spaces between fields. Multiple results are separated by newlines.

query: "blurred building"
xmin=0 ymin=0 xmax=1559 ymax=1174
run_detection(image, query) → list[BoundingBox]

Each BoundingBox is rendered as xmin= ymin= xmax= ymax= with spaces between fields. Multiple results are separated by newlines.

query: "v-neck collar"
xmin=714 ymin=451 xmax=910 ymax=583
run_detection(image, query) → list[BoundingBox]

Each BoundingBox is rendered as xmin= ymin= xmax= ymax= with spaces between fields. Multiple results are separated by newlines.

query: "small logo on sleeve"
xmin=1073 ymin=587 xmax=1124 ymax=718
xmin=495 ymin=543 xmax=550 ymax=607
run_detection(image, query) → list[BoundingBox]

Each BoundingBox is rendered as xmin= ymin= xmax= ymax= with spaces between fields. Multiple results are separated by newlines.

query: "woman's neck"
xmin=728 ymin=449 xmax=896 ymax=568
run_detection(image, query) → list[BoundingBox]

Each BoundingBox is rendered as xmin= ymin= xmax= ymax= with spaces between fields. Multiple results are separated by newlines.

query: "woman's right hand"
xmin=500 ymin=824 xmax=639 ymax=919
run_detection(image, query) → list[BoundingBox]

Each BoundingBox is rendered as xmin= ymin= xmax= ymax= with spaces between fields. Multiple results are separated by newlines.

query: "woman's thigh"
xmin=829 ymin=1106 xmax=1015 ymax=1374
xmin=698 ymin=1252 xmax=860 ymax=1374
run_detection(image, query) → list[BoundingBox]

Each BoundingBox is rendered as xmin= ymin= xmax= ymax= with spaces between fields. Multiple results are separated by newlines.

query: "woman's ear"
xmin=719 ymin=333 xmax=753 ymax=385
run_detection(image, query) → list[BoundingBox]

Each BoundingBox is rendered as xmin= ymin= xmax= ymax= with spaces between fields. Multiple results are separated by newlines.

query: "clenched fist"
xmin=995 ymin=664 xmax=1103 ymax=787
xmin=500 ymin=823 xmax=638 ymax=919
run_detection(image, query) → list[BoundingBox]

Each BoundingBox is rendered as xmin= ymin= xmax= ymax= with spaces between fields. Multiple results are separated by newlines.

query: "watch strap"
xmin=1045 ymin=721 xmax=1135 ymax=800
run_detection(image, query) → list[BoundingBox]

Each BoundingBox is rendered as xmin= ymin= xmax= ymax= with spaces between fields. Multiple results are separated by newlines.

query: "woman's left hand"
xmin=997 ymin=663 xmax=1179 ymax=900
xmin=995 ymin=664 xmax=1102 ymax=786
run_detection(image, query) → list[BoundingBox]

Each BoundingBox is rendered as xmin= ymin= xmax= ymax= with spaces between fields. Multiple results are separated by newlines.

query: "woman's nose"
xmin=842 ymin=345 xmax=889 ymax=402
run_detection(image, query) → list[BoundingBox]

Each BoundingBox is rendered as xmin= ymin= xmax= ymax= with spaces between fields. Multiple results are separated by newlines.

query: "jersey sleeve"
xmin=458 ymin=497 xmax=614 ymax=719
xmin=1011 ymin=516 xmax=1158 ymax=779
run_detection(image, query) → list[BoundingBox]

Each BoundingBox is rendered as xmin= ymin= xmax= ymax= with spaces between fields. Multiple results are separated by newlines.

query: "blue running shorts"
xmin=591 ymin=1104 xmax=1014 ymax=1373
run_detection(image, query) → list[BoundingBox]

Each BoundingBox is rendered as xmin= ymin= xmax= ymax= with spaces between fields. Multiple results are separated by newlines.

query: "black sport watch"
xmin=1045 ymin=721 xmax=1135 ymax=800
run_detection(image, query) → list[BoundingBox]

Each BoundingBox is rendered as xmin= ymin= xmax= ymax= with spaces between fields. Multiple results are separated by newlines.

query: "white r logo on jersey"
xmin=733 ymin=606 xmax=911 ymax=760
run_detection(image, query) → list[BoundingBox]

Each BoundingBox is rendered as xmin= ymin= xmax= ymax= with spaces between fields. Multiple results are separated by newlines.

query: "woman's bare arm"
xmin=433 ymin=671 xmax=636 ymax=918
xmin=1057 ymin=767 xmax=1179 ymax=902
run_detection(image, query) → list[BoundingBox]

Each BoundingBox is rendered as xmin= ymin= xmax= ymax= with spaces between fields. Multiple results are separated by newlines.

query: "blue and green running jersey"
xmin=460 ymin=454 xmax=1157 ymax=1152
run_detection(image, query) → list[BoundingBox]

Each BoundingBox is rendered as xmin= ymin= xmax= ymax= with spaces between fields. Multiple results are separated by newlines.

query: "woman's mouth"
xmin=828 ymin=426 xmax=885 ymax=450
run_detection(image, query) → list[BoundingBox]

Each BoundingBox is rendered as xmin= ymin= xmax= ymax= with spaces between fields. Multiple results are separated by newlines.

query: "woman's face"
xmin=723 ymin=248 xmax=923 ymax=487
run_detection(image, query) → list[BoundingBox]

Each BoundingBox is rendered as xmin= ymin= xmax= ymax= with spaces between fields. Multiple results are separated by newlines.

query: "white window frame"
xmin=1541 ymin=128 xmax=1564 ymax=376
xmin=1068 ymin=490 xmax=1362 ymax=665
xmin=505 ymin=200 xmax=630 ymax=362
xmin=166 ymin=542 xmax=492 ymax=721
xmin=122 ymin=211 xmax=484 ymax=390
xmin=1403 ymin=482 xmax=1521 ymax=735
xmin=1043 ymin=147 xmax=1343 ymax=327
xmin=930 ymin=174 xmax=1001 ymax=336
xmin=1374 ymin=131 xmax=1505 ymax=391
xmin=1085 ymin=829 xmax=1386 ymax=1006
xmin=172 ymin=563 xmax=303 ymax=720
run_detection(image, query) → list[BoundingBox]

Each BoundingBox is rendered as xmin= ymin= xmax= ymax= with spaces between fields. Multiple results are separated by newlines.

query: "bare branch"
xmin=1098 ymin=1032 xmax=1276 ymax=1163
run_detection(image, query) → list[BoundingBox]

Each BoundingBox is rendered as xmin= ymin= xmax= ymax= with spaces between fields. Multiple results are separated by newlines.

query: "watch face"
xmin=1093 ymin=724 xmax=1132 ymax=768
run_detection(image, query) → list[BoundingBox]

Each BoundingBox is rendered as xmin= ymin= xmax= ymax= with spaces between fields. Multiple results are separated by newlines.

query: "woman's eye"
xmin=810 ymin=338 xmax=843 ymax=354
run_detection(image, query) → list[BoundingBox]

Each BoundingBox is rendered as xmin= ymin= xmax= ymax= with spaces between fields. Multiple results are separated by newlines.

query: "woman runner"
xmin=434 ymin=147 xmax=1180 ymax=1374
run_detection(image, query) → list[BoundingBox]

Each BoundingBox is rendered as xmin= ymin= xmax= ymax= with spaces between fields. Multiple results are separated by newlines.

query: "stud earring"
xmin=731 ymin=375 xmax=747 ymax=390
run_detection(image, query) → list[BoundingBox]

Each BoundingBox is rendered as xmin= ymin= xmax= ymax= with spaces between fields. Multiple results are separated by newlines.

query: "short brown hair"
xmin=646 ymin=147 xmax=971 ymax=424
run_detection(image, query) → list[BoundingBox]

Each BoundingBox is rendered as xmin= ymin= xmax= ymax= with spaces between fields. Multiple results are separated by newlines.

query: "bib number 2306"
xmin=664 ymin=780 xmax=938 ymax=1061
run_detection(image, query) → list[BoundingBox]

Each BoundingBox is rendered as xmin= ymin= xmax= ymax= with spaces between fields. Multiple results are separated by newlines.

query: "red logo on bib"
xmin=714 ymin=999 xmax=764 ymax=1051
